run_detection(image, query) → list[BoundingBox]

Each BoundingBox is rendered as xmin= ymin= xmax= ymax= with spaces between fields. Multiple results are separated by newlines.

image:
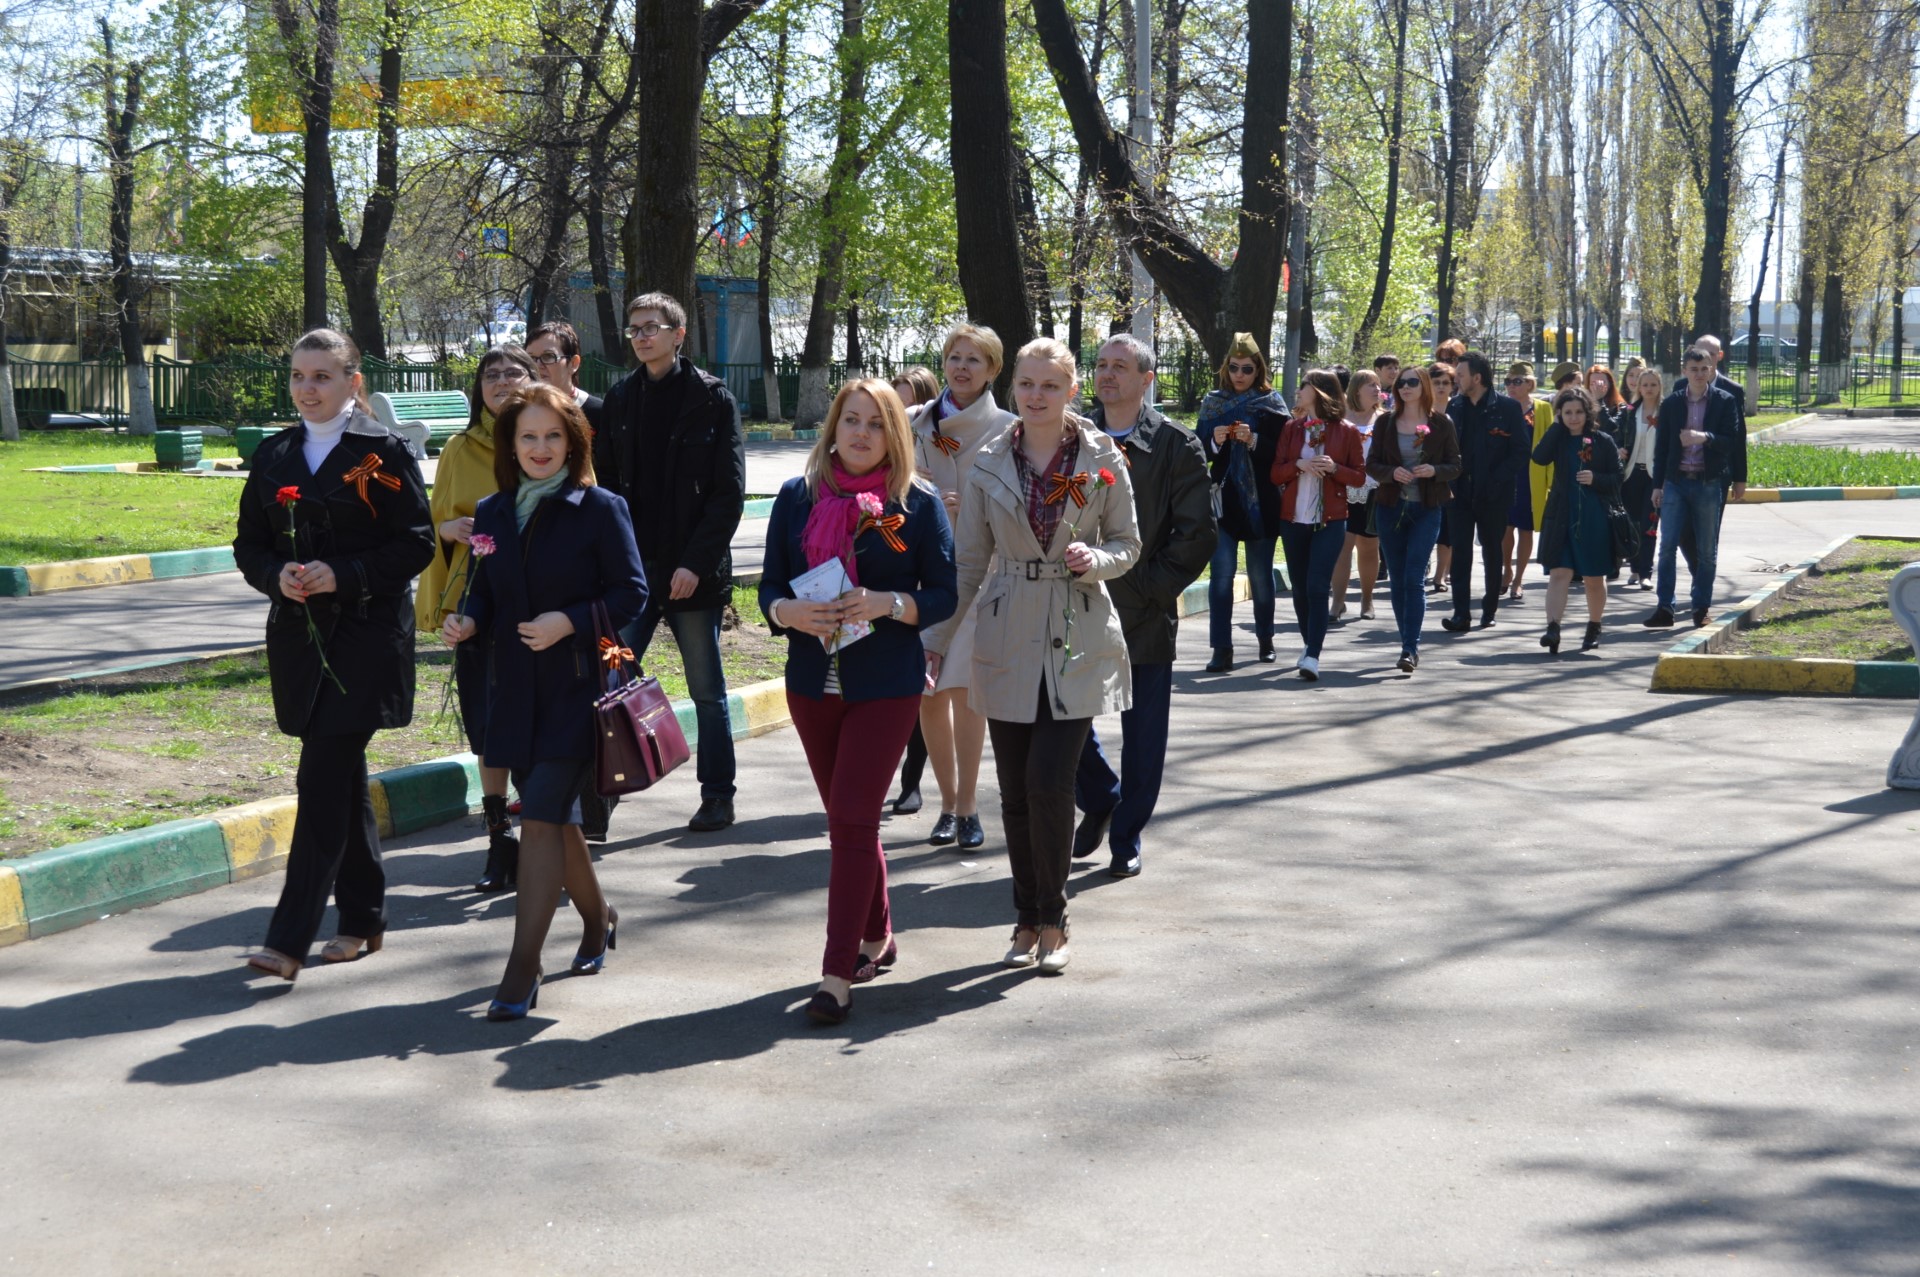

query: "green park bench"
xmin=370 ymin=390 xmax=470 ymax=458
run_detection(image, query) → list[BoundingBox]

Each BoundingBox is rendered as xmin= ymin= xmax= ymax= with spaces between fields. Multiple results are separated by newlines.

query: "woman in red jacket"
xmin=1269 ymin=369 xmax=1369 ymax=680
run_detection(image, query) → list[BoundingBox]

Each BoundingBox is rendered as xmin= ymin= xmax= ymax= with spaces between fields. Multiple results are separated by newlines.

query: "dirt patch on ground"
xmin=1726 ymin=537 xmax=1920 ymax=663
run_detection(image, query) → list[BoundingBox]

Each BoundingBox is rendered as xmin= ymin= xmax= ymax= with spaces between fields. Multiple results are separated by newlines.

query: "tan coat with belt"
xmin=930 ymin=418 xmax=1142 ymax=723
xmin=913 ymin=389 xmax=1017 ymax=691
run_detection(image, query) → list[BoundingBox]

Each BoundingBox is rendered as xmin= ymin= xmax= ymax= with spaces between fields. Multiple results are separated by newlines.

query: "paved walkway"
xmin=1764 ymin=414 xmax=1920 ymax=452
xmin=3 ymin=501 xmax=1918 ymax=1272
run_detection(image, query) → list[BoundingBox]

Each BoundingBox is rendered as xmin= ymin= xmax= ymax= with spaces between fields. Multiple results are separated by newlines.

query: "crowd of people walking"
xmin=230 ymin=298 xmax=1749 ymax=1024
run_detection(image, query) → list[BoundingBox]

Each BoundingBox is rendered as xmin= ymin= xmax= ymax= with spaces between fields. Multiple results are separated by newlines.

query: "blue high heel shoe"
xmin=486 ymin=972 xmax=541 ymax=1022
xmin=571 ymin=907 xmax=618 ymax=976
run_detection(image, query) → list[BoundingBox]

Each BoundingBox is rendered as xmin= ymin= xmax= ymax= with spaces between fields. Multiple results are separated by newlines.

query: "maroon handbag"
xmin=591 ymin=602 xmax=691 ymax=797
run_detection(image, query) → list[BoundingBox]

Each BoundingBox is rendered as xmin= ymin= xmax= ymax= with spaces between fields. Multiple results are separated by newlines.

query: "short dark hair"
xmin=1330 ymin=363 xmax=1352 ymax=393
xmin=528 ymin=320 xmax=580 ymax=360
xmin=1684 ymin=346 xmax=1715 ymax=366
xmin=470 ymin=344 xmax=539 ymax=428
xmin=1458 ymin=350 xmax=1494 ymax=389
xmin=1372 ymin=354 xmax=1400 ymax=371
xmin=625 ymin=291 xmax=687 ymax=330
xmin=493 ymin=382 xmax=598 ymax=492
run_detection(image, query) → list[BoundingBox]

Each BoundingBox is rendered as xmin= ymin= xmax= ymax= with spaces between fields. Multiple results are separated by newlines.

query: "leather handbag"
xmin=1604 ymin=500 xmax=1640 ymax=561
xmin=590 ymin=602 xmax=690 ymax=797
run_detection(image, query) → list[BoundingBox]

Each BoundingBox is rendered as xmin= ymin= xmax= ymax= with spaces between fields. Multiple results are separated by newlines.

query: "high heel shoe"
xmin=320 ymin=933 xmax=383 ymax=964
xmin=571 ymin=906 xmax=619 ymax=975
xmin=245 ymin=949 xmax=299 ymax=982
xmin=475 ymin=794 xmax=519 ymax=893
xmin=1037 ymin=922 xmax=1072 ymax=975
xmin=851 ymin=936 xmax=898 ymax=984
xmin=486 ymin=972 xmax=542 ymax=1021
xmin=1582 ymin=621 xmax=1603 ymax=651
xmin=1003 ymin=925 xmax=1039 ymax=969
xmin=1540 ymin=621 xmax=1561 ymax=655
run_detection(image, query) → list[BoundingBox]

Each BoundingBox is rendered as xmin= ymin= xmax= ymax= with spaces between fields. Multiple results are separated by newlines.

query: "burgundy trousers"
xmin=787 ymin=691 xmax=923 ymax=980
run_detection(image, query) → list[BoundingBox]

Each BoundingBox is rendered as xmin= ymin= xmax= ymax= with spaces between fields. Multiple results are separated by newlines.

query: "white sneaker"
xmin=1296 ymin=654 xmax=1319 ymax=681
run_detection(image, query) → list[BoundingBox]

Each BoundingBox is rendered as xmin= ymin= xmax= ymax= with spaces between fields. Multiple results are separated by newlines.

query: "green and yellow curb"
xmin=0 ymin=546 xmax=241 ymax=596
xmin=1651 ymin=532 xmax=1919 ymax=697
xmin=0 ymin=570 xmax=1273 ymax=946
xmin=1734 ymin=485 xmax=1920 ymax=505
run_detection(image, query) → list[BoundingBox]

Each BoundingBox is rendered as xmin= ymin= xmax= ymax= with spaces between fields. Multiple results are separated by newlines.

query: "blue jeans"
xmin=1278 ymin=519 xmax=1347 ymax=658
xmin=1208 ymin=530 xmax=1278 ymax=650
xmin=623 ymin=604 xmax=737 ymax=800
xmin=1073 ymin=661 xmax=1172 ymax=862
xmin=1376 ymin=502 xmax=1444 ymax=654
xmin=1655 ymin=474 xmax=1726 ymax=614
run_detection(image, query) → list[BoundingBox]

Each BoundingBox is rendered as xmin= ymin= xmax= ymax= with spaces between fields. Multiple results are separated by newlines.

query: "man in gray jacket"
xmin=1072 ymin=335 xmax=1217 ymax=877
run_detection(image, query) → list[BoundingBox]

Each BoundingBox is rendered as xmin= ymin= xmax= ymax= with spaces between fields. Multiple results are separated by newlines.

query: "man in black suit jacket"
xmin=528 ymin=320 xmax=606 ymax=435
xmin=1647 ymin=346 xmax=1746 ymax=630
xmin=1442 ymin=350 xmax=1534 ymax=630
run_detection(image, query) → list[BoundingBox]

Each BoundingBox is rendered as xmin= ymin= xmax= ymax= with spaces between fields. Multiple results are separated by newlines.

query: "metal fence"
xmin=5 ymin=355 xmax=129 ymax=423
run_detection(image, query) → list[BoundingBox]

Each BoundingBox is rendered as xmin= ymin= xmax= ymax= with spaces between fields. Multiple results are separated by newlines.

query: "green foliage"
xmin=1747 ymin=443 xmax=1920 ymax=488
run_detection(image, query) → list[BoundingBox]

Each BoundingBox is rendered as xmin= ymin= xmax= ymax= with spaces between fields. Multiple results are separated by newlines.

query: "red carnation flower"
xmin=1097 ymin=467 xmax=1116 ymax=486
xmin=275 ymin=485 xmax=301 ymax=507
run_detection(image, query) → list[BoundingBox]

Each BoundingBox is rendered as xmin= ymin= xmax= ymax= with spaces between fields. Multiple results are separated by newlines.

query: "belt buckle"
xmin=1025 ymin=560 xmax=1042 ymax=581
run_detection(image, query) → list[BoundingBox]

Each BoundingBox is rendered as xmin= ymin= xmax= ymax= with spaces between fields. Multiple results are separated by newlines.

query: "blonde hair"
xmin=1014 ymin=336 xmax=1078 ymax=383
xmin=807 ymin=379 xmax=917 ymax=505
xmin=942 ymin=324 xmax=1005 ymax=378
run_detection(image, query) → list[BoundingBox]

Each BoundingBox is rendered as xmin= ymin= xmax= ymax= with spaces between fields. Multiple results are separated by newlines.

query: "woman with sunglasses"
xmin=1197 ymin=333 xmax=1286 ymax=670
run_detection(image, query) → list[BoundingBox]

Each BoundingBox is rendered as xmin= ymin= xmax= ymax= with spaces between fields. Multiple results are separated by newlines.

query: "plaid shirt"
xmin=1011 ymin=423 xmax=1081 ymax=551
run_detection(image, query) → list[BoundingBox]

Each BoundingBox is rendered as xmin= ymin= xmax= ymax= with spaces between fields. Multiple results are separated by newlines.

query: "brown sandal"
xmin=319 ymin=933 xmax=384 ymax=964
xmin=245 ymin=949 xmax=300 ymax=981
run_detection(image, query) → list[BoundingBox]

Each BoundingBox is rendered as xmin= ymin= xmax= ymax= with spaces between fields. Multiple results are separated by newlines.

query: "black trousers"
xmin=1448 ymin=499 xmax=1508 ymax=619
xmin=263 ymin=731 xmax=384 ymax=959
xmin=896 ymin=721 xmax=927 ymax=795
xmin=987 ymin=684 xmax=1093 ymax=929
xmin=1621 ymin=466 xmax=1657 ymax=577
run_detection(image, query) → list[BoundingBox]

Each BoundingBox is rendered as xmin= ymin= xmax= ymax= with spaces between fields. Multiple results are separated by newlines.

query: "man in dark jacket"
xmin=1071 ymin=335 xmax=1216 ymax=878
xmin=527 ymin=320 xmax=605 ymax=435
xmin=1442 ymin=350 xmax=1533 ymax=630
xmin=1648 ymin=346 xmax=1746 ymax=629
xmin=593 ymin=291 xmax=747 ymax=832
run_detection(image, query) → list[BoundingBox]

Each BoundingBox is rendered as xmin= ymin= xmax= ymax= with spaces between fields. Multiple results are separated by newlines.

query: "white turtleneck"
xmin=301 ymin=405 xmax=353 ymax=473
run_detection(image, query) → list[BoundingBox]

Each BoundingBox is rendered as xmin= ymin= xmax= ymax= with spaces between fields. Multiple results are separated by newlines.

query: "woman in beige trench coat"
xmin=929 ymin=337 xmax=1141 ymax=975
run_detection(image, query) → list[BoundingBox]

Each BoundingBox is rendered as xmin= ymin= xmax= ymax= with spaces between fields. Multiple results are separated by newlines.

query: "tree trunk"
xmin=796 ymin=0 xmax=873 ymax=427
xmin=0 ymin=199 xmax=16 ymax=441
xmin=1352 ymin=0 xmax=1408 ymax=359
xmin=523 ymin=23 xmax=580 ymax=330
xmin=756 ymin=10 xmax=792 ymax=421
xmin=102 ymin=20 xmax=157 ymax=436
xmin=846 ymin=292 xmax=864 ymax=373
xmin=271 ymin=0 xmax=340 ymax=330
xmin=321 ymin=0 xmax=402 ymax=357
xmin=1016 ymin=144 xmax=1057 ymax=338
xmin=1281 ymin=16 xmax=1315 ymax=398
xmin=632 ymin=0 xmax=706 ymax=310
xmin=950 ymin=0 xmax=1035 ymax=395
xmin=1029 ymin=0 xmax=1290 ymax=364
xmin=1746 ymin=122 xmax=1789 ymax=404
xmin=583 ymin=30 xmax=642 ymax=361
xmin=1691 ymin=0 xmax=1740 ymax=340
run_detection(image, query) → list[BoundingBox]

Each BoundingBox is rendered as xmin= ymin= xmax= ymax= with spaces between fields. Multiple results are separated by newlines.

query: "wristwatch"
xmin=889 ymin=591 xmax=906 ymax=621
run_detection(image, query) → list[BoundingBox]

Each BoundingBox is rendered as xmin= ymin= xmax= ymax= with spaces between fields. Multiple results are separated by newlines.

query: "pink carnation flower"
xmin=468 ymin=533 xmax=497 ymax=556
xmin=855 ymin=492 xmax=884 ymax=517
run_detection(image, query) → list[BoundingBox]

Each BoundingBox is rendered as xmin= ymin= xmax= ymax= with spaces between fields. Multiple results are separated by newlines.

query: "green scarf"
xmin=513 ymin=472 xmax=567 ymax=530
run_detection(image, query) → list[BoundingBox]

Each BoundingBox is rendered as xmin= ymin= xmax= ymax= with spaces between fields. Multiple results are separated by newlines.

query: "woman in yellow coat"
xmin=416 ymin=345 xmax=536 ymax=891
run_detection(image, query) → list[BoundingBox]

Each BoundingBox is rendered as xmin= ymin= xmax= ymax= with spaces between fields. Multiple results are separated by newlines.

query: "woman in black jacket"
xmin=761 ymin=379 xmax=957 ymax=1024
xmin=237 ymin=329 xmax=436 ymax=982
xmin=442 ymin=384 xmax=648 ymax=1021
xmin=1196 ymin=335 xmax=1286 ymax=670
xmin=1533 ymin=386 xmax=1623 ymax=653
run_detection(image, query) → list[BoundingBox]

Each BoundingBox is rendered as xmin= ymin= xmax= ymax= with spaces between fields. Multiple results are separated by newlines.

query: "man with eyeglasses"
xmin=594 ymin=291 xmax=747 ymax=833
xmin=526 ymin=320 xmax=605 ymax=436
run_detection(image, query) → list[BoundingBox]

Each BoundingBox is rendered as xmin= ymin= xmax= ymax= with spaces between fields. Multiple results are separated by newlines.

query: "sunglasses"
xmin=1395 ymin=377 xmax=1422 ymax=390
xmin=1227 ymin=362 xmax=1257 ymax=375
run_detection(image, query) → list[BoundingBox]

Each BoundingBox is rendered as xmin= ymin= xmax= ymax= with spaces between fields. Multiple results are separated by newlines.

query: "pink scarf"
xmin=801 ymin=463 xmax=893 ymax=587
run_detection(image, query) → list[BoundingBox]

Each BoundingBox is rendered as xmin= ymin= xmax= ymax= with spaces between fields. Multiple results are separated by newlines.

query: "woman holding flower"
xmin=934 ymin=338 xmax=1140 ymax=975
xmin=1533 ymin=385 xmax=1623 ymax=654
xmin=1269 ymin=369 xmax=1368 ymax=680
xmin=234 ymin=328 xmax=435 ymax=982
xmin=1197 ymin=332 xmax=1285 ymax=670
xmin=416 ymin=344 xmax=539 ymax=892
xmin=760 ymin=380 xmax=957 ymax=1024
xmin=441 ymin=384 xmax=646 ymax=1021
xmin=1366 ymin=366 xmax=1462 ymax=672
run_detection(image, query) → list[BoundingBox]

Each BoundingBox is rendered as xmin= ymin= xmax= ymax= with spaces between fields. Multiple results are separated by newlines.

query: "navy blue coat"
xmin=1446 ymin=389 xmax=1534 ymax=516
xmin=462 ymin=483 xmax=648 ymax=771
xmin=759 ymin=476 xmax=957 ymax=702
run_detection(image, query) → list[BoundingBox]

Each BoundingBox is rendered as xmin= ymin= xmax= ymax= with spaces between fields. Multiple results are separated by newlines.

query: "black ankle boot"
xmin=1540 ymin=621 xmax=1561 ymax=655
xmin=1582 ymin=621 xmax=1602 ymax=651
xmin=476 ymin=794 xmax=519 ymax=893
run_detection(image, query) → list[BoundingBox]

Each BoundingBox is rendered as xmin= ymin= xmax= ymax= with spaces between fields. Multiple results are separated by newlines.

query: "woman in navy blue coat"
xmin=759 ymin=379 xmax=957 ymax=1024
xmin=442 ymin=384 xmax=647 ymax=1021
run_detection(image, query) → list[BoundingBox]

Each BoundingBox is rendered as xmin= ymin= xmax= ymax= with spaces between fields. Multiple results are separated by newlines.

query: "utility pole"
xmin=1128 ymin=0 xmax=1153 ymax=346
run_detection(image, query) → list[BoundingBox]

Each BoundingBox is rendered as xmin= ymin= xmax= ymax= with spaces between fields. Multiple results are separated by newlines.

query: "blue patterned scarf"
xmin=1199 ymin=388 xmax=1280 ymax=532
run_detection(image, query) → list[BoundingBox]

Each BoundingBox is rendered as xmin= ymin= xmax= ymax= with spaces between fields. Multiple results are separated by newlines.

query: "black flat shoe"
xmin=1644 ymin=607 xmax=1674 ymax=628
xmin=1582 ymin=622 xmax=1602 ymax=651
xmin=1072 ymin=806 xmax=1113 ymax=858
xmin=1204 ymin=647 xmax=1234 ymax=673
xmin=688 ymin=798 xmax=735 ymax=832
xmin=891 ymin=787 xmax=923 ymax=815
xmin=1108 ymin=855 xmax=1141 ymax=878
xmin=929 ymin=813 xmax=958 ymax=846
xmin=1257 ymin=642 xmax=1277 ymax=663
xmin=1440 ymin=613 xmax=1471 ymax=633
xmin=805 ymin=989 xmax=850 ymax=1025
xmin=1396 ymin=650 xmax=1415 ymax=672
xmin=1478 ymin=609 xmax=1498 ymax=628
xmin=956 ymin=814 xmax=985 ymax=850
xmin=1692 ymin=607 xmax=1711 ymax=627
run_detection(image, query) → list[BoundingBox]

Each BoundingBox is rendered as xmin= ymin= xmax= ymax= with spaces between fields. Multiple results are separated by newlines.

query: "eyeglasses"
xmin=624 ymin=321 xmax=672 ymax=339
xmin=481 ymin=367 xmax=531 ymax=385
xmin=532 ymin=352 xmax=566 ymax=367
xmin=1395 ymin=377 xmax=1422 ymax=390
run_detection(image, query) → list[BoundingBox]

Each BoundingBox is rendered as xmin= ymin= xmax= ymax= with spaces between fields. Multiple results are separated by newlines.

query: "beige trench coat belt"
xmin=996 ymin=559 xmax=1073 ymax=581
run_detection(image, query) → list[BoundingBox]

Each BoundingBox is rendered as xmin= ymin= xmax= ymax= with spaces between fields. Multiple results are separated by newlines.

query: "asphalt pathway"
xmin=2 ymin=500 xmax=1918 ymax=1273
xmin=1764 ymin=413 xmax=1920 ymax=452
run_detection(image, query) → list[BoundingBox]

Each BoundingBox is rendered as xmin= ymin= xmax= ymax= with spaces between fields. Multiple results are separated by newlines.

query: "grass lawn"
xmin=0 ymin=429 xmax=244 ymax=564
xmin=1747 ymin=443 xmax=1920 ymax=488
xmin=0 ymin=583 xmax=783 ymax=858
xmin=1727 ymin=538 xmax=1920 ymax=663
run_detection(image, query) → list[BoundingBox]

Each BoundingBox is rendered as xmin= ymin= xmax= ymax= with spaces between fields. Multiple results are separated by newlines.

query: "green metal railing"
xmin=5 ymin=355 xmax=129 ymax=422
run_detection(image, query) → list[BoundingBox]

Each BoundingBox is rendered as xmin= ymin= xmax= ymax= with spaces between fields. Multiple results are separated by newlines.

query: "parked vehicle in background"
xmin=1729 ymin=332 xmax=1798 ymax=360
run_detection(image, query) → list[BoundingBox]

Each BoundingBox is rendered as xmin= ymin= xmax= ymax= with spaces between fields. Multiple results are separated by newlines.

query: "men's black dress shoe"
xmin=1440 ymin=613 xmax=1471 ymax=633
xmin=891 ymin=787 xmax=923 ymax=815
xmin=956 ymin=814 xmax=985 ymax=850
xmin=1258 ymin=641 xmax=1277 ymax=663
xmin=1109 ymin=855 xmax=1142 ymax=878
xmin=1072 ymin=806 xmax=1113 ymax=858
xmin=1204 ymin=647 xmax=1234 ymax=673
xmin=687 ymin=798 xmax=735 ymax=832
xmin=1644 ymin=607 xmax=1675 ymax=628
xmin=1479 ymin=609 xmax=1498 ymax=628
xmin=1692 ymin=607 xmax=1711 ymax=627
xmin=929 ymin=813 xmax=959 ymax=845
